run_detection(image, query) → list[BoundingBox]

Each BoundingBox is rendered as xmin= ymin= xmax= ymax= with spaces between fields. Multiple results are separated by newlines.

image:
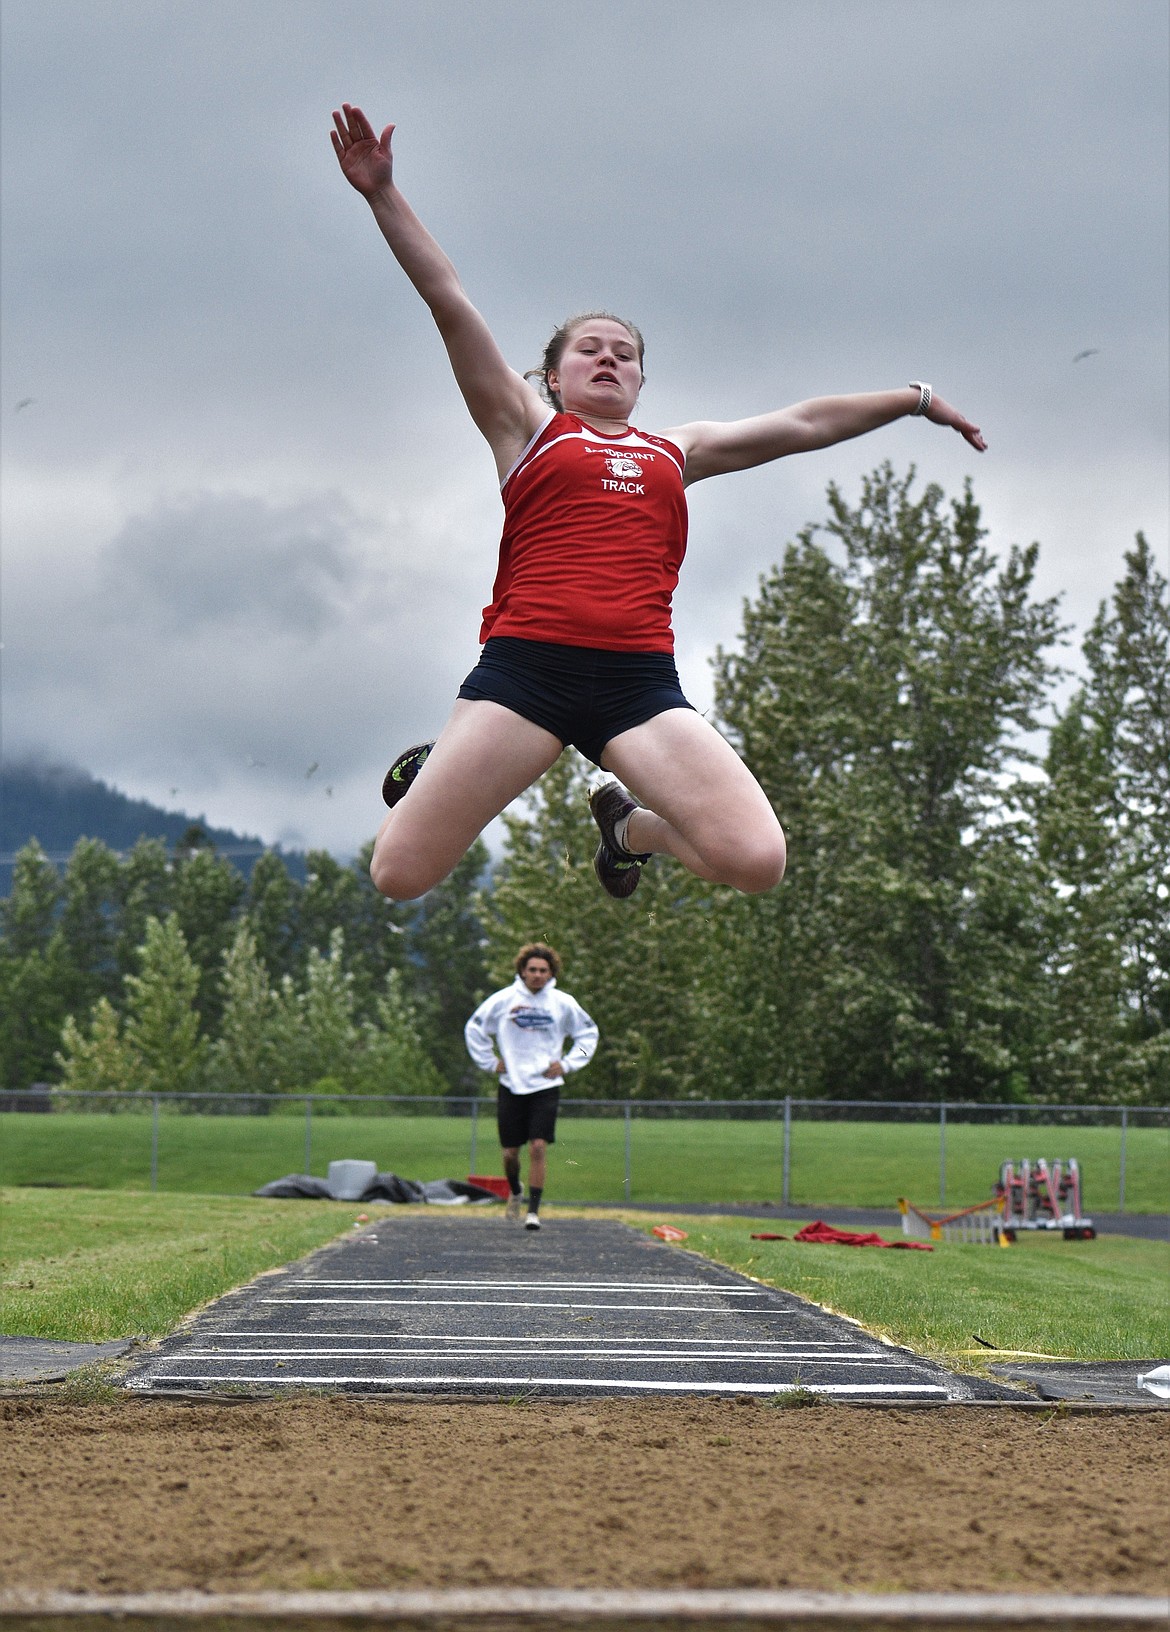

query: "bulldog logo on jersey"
xmin=605 ymin=455 xmax=643 ymax=480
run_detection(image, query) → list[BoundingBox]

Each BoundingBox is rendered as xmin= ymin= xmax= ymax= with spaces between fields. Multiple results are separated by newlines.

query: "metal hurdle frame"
xmin=996 ymin=1158 xmax=1096 ymax=1240
xmin=897 ymin=1196 xmax=1009 ymax=1245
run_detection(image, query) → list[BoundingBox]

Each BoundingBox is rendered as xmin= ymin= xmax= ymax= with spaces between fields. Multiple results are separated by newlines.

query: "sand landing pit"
xmin=0 ymin=1396 xmax=1165 ymax=1597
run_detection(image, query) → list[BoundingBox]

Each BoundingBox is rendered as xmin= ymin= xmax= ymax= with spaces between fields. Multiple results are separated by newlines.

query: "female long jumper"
xmin=331 ymin=105 xmax=986 ymax=904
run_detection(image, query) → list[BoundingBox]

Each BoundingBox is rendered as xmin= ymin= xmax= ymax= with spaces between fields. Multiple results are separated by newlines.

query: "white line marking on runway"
xmin=292 ymin=1280 xmax=762 ymax=1293
xmin=176 ymin=1348 xmax=888 ymax=1363
xmin=208 ymin=1332 xmax=847 ymax=1347
xmin=262 ymin=1298 xmax=768 ymax=1311
xmin=132 ymin=1374 xmax=953 ymax=1396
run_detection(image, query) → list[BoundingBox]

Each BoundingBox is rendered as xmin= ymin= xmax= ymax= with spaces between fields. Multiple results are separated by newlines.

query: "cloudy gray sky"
xmin=2 ymin=0 xmax=1167 ymax=856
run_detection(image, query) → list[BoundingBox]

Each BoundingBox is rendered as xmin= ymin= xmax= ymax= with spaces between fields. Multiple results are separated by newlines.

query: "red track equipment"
xmin=995 ymin=1159 xmax=1095 ymax=1241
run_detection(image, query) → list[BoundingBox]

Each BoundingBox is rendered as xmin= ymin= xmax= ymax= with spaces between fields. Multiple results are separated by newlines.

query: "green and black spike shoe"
xmin=588 ymin=779 xmax=652 ymax=900
xmin=381 ymin=741 xmax=435 ymax=808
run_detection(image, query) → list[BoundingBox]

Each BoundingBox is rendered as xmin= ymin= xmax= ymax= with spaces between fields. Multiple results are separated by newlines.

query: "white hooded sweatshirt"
xmin=464 ymin=976 xmax=599 ymax=1095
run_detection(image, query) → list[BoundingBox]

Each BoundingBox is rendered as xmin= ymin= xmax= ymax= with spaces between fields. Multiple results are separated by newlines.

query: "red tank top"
xmin=480 ymin=412 xmax=688 ymax=653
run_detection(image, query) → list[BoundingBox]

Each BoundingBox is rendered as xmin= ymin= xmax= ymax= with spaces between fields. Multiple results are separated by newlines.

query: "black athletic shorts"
xmin=497 ymin=1083 xmax=560 ymax=1148
xmin=458 ymin=636 xmax=694 ymax=768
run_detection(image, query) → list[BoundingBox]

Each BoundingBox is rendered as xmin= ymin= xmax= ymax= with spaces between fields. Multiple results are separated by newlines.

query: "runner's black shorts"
xmin=497 ymin=1083 xmax=560 ymax=1148
xmin=458 ymin=636 xmax=694 ymax=768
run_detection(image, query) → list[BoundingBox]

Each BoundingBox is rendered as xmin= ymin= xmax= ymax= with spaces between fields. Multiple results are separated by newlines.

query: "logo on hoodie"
xmin=509 ymin=1004 xmax=554 ymax=1031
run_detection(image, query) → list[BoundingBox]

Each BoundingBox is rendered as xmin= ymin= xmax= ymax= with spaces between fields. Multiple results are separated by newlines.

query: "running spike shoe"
xmin=588 ymin=779 xmax=652 ymax=900
xmin=504 ymin=1191 xmax=525 ymax=1222
xmin=525 ymin=1212 xmax=542 ymax=1231
xmin=381 ymin=741 xmax=435 ymax=808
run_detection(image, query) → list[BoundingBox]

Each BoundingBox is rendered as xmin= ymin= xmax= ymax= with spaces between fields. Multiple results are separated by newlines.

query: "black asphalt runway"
xmin=988 ymin=1360 xmax=1170 ymax=1405
xmin=122 ymin=1215 xmax=1016 ymax=1402
xmin=0 ymin=1335 xmax=134 ymax=1383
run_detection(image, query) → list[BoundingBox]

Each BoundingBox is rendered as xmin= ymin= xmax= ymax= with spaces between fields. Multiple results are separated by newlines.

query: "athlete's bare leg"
xmin=370 ymin=699 xmax=562 ymax=899
xmin=528 ymin=1138 xmax=548 ymax=1191
xmin=600 ymin=709 xmax=786 ymax=894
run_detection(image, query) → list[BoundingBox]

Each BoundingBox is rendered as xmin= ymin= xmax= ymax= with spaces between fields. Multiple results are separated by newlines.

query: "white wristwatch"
xmin=909 ymin=381 xmax=933 ymax=416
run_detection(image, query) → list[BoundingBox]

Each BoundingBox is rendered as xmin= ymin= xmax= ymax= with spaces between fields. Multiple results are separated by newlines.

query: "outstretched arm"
xmin=669 ymin=387 xmax=986 ymax=485
xmin=331 ymin=104 xmax=546 ymax=472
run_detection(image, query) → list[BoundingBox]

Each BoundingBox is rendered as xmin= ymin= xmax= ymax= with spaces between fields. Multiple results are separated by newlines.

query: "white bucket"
xmin=327 ymin=1159 xmax=378 ymax=1201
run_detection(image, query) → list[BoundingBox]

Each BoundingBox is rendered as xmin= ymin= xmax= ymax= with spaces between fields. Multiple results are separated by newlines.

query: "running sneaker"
xmin=588 ymin=779 xmax=652 ymax=900
xmin=504 ymin=1191 xmax=525 ymax=1222
xmin=381 ymin=741 xmax=435 ymax=808
xmin=524 ymin=1212 xmax=542 ymax=1231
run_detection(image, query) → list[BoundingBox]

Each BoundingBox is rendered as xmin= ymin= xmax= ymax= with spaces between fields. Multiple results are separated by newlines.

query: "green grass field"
xmin=2 ymin=1187 xmax=1166 ymax=1368
xmin=648 ymin=1214 xmax=1170 ymax=1367
xmin=0 ymin=1186 xmax=378 ymax=1342
xmin=1 ymin=1106 xmax=1166 ymax=1211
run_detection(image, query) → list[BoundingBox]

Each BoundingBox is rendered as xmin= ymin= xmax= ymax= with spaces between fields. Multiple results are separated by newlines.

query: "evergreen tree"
xmin=115 ymin=839 xmax=174 ymax=984
xmin=1035 ymin=536 xmax=1170 ymax=1102
xmin=713 ymin=464 xmax=1063 ymax=1100
xmin=172 ymin=844 xmax=246 ymax=1028
xmin=487 ymin=754 xmax=733 ymax=1098
xmin=0 ymin=840 xmax=62 ymax=956
xmin=300 ymin=927 xmax=358 ymax=1086
xmin=55 ymin=997 xmax=138 ymax=1095
xmin=300 ymin=848 xmax=403 ymax=1018
xmin=407 ymin=837 xmax=492 ymax=1089
xmin=245 ymin=849 xmax=302 ymax=983
xmin=351 ymin=837 xmax=412 ymax=1004
xmin=354 ymin=967 xmax=446 ymax=1097
xmin=0 ymin=842 xmax=68 ymax=1087
xmin=268 ymin=928 xmax=359 ymax=1093
xmin=51 ymin=837 xmax=123 ymax=1018
xmin=269 ymin=974 xmax=308 ymax=1094
xmin=207 ymin=920 xmax=280 ymax=1096
xmin=122 ymin=914 xmax=205 ymax=1095
xmin=1033 ymin=698 xmax=1126 ymax=1100
xmin=1091 ymin=534 xmax=1170 ymax=1091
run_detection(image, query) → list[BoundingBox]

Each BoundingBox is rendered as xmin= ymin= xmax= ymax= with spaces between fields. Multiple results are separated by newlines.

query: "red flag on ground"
xmin=794 ymin=1220 xmax=933 ymax=1251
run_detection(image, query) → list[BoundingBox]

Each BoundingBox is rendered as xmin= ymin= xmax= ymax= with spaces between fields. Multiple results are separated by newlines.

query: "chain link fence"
xmin=2 ymin=1088 xmax=1166 ymax=1213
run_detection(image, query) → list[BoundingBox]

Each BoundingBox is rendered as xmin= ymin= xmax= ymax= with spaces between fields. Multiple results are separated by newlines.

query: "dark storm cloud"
xmin=99 ymin=493 xmax=373 ymax=638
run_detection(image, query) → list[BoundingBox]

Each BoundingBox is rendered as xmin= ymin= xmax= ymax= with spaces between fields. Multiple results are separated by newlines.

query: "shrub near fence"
xmin=1 ymin=1090 xmax=1167 ymax=1212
